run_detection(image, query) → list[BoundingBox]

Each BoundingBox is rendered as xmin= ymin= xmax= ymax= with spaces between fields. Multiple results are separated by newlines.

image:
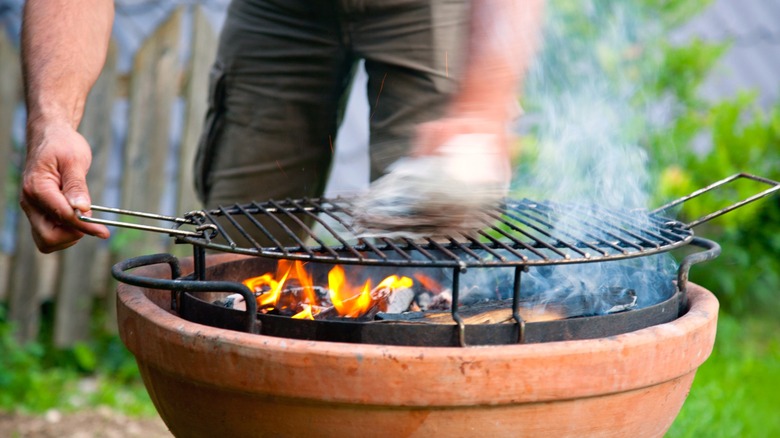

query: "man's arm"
xmin=21 ymin=0 xmax=114 ymax=253
xmin=414 ymin=0 xmax=544 ymax=158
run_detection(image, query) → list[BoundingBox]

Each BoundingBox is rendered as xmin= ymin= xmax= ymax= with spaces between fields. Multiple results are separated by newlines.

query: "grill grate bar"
xmin=475 ymin=228 xmax=531 ymax=262
xmin=590 ymin=206 xmax=681 ymax=247
xmin=216 ymin=205 xmax=267 ymax=251
xmin=488 ymin=206 xmax=589 ymax=258
xmin=204 ymin=209 xmax=236 ymax=248
xmin=569 ymin=205 xmax=669 ymax=246
xmin=250 ymin=201 xmax=315 ymax=257
xmin=514 ymin=201 xmax=623 ymax=256
xmin=310 ymin=200 xmax=392 ymax=261
xmin=448 ymin=236 xmax=496 ymax=262
xmin=268 ymin=199 xmax=340 ymax=259
xmin=235 ymin=204 xmax=290 ymax=255
xmin=525 ymin=202 xmax=642 ymax=254
xmin=290 ymin=199 xmax=365 ymax=261
xmin=516 ymin=200 xmax=672 ymax=253
xmin=376 ymin=238 xmax=414 ymax=262
xmin=322 ymin=200 xmax=417 ymax=262
xmin=400 ymin=238 xmax=439 ymax=262
xmin=425 ymin=238 xmax=468 ymax=264
xmin=642 ymin=214 xmax=691 ymax=243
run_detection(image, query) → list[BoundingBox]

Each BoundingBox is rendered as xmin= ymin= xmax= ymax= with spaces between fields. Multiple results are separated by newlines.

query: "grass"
xmin=667 ymin=313 xmax=780 ymax=437
xmin=0 ymin=305 xmax=157 ymax=417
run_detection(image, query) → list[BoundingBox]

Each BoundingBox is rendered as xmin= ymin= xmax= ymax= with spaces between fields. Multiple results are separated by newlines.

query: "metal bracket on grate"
xmin=78 ymin=206 xmax=218 ymax=239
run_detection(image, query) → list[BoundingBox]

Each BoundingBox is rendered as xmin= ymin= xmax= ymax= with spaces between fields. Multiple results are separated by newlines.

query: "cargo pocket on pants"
xmin=194 ymin=61 xmax=228 ymax=204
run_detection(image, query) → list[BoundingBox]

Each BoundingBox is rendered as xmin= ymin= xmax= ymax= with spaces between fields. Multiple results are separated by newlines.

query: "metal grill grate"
xmin=173 ymin=198 xmax=694 ymax=268
xmin=81 ymin=173 xmax=779 ymax=269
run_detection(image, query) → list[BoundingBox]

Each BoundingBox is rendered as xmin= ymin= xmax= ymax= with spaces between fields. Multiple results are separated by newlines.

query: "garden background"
xmin=1 ymin=0 xmax=778 ymax=436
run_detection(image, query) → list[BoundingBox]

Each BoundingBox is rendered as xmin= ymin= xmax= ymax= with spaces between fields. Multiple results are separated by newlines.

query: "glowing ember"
xmin=242 ymin=261 xmax=414 ymax=320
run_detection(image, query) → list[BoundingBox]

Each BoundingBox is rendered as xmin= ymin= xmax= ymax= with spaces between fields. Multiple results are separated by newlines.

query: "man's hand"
xmin=413 ymin=115 xmax=509 ymax=157
xmin=412 ymin=115 xmax=511 ymax=186
xmin=20 ymin=123 xmax=109 ymax=253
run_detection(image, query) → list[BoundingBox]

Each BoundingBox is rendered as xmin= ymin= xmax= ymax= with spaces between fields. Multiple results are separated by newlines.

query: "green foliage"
xmin=668 ymin=314 xmax=780 ymax=437
xmin=651 ymin=92 xmax=780 ymax=315
xmin=654 ymin=39 xmax=729 ymax=105
xmin=638 ymin=0 xmax=714 ymax=28
xmin=0 ymin=305 xmax=156 ymax=416
xmin=522 ymin=0 xmax=780 ymax=315
xmin=639 ymin=0 xmax=780 ymax=316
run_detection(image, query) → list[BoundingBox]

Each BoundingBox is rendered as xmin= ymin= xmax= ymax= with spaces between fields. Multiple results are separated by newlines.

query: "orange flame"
xmin=292 ymin=304 xmax=314 ymax=320
xmin=413 ymin=272 xmax=441 ymax=292
xmin=242 ymin=271 xmax=286 ymax=308
xmin=243 ymin=261 xmax=414 ymax=319
xmin=377 ymin=275 xmax=413 ymax=291
xmin=328 ymin=266 xmax=373 ymax=318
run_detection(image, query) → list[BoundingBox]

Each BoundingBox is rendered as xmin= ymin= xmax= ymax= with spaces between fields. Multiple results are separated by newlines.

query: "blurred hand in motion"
xmin=20 ymin=122 xmax=109 ymax=253
xmin=412 ymin=115 xmax=512 ymax=187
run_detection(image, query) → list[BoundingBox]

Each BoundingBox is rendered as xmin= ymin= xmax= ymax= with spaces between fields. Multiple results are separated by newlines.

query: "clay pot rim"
xmin=117 ymin=257 xmax=718 ymax=405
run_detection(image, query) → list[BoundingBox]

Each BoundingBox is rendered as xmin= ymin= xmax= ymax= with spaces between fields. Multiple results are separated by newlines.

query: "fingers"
xmin=60 ymin=158 xmax=93 ymax=212
xmin=20 ymin=192 xmax=109 ymax=253
xmin=20 ymin=197 xmax=85 ymax=253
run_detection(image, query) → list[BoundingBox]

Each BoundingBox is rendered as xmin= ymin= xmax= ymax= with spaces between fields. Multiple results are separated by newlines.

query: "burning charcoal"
xmin=375 ymin=311 xmax=426 ymax=321
xmin=312 ymin=306 xmax=339 ymax=320
xmin=213 ymin=293 xmax=247 ymax=311
xmin=369 ymin=284 xmax=392 ymax=313
xmin=556 ymin=286 xmax=638 ymax=317
xmin=603 ymin=287 xmax=637 ymax=313
xmin=426 ymin=290 xmax=452 ymax=311
xmin=385 ymin=288 xmax=416 ymax=314
xmin=415 ymin=292 xmax=432 ymax=310
xmin=403 ymin=284 xmax=642 ymax=325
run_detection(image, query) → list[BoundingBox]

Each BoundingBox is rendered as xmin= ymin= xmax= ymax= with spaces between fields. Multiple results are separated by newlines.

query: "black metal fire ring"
xmin=178 ymin=287 xmax=682 ymax=346
xmin=112 ymin=237 xmax=720 ymax=347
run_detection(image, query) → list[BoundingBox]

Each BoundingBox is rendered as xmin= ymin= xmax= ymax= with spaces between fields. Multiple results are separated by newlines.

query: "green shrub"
xmin=0 ymin=305 xmax=156 ymax=416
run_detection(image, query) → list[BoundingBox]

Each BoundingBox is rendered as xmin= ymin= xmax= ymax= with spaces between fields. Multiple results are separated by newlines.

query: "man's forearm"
xmin=22 ymin=0 xmax=114 ymax=132
xmin=452 ymin=0 xmax=544 ymax=119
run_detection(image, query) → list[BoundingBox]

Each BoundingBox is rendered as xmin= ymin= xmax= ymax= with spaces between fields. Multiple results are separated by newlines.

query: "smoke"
xmin=507 ymin=0 xmax=678 ymax=310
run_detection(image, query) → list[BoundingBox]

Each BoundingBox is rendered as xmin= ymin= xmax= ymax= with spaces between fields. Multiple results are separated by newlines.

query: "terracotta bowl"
xmin=117 ymin=254 xmax=718 ymax=438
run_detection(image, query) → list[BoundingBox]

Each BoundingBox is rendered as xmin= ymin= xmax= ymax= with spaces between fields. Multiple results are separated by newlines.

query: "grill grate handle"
xmin=651 ymin=173 xmax=780 ymax=229
xmin=77 ymin=205 xmax=217 ymax=239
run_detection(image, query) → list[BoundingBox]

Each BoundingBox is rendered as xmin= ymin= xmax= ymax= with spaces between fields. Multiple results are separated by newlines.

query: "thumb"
xmin=60 ymin=164 xmax=92 ymax=212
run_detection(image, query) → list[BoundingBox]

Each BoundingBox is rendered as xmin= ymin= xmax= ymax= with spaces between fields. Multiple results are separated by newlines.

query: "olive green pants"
xmin=194 ymin=0 xmax=470 ymax=245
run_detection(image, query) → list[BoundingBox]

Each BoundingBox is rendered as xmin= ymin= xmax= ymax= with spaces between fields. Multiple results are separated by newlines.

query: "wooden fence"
xmin=0 ymin=7 xmax=218 ymax=346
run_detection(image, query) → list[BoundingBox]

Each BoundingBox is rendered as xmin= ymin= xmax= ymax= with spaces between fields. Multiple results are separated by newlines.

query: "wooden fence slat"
xmin=53 ymin=42 xmax=118 ymax=347
xmin=0 ymin=31 xmax=22 ymax=302
xmin=106 ymin=7 xmax=184 ymax=332
xmin=119 ymin=7 xmax=184 ymax=259
xmin=8 ymin=221 xmax=60 ymax=343
xmin=178 ymin=6 xmax=217 ymax=217
xmin=1 ymin=31 xmax=60 ymax=344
